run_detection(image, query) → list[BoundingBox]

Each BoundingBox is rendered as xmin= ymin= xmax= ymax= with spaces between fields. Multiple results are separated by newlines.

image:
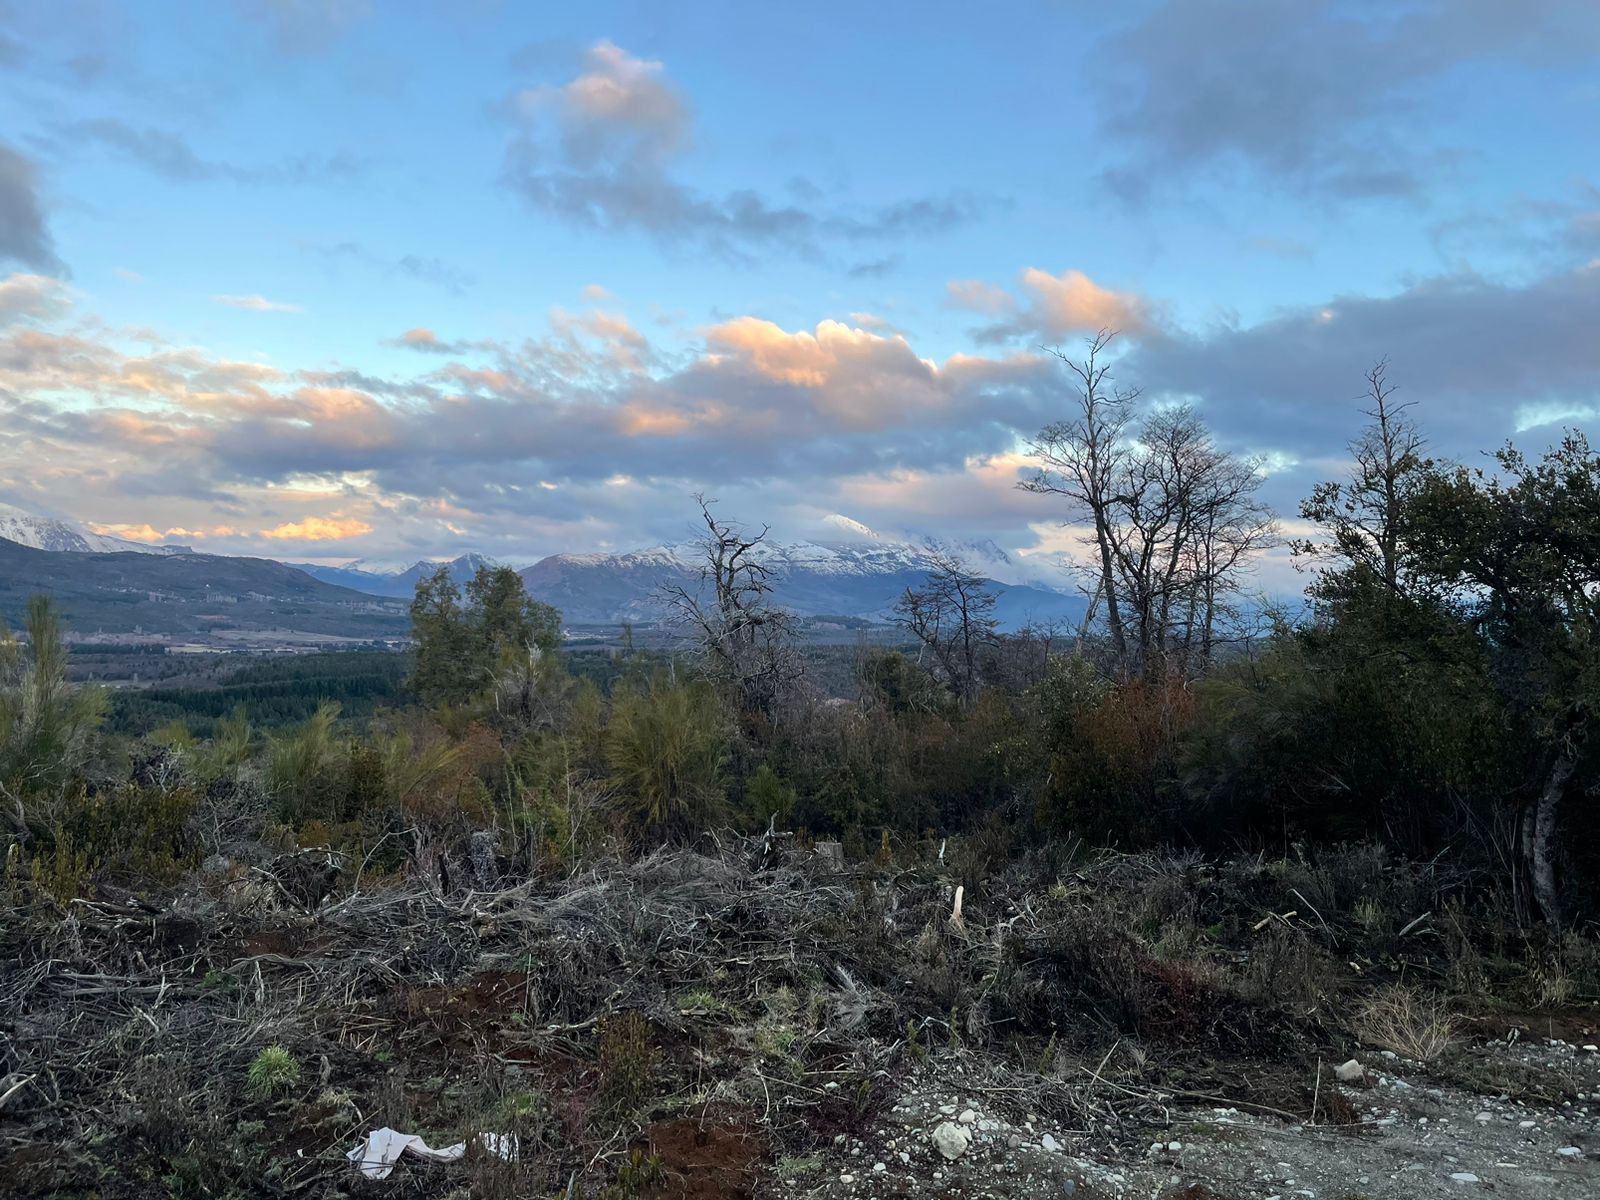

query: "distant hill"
xmin=0 ymin=538 xmax=408 ymax=638
xmin=294 ymin=553 xmax=497 ymax=599
xmin=1 ymin=500 xmax=1086 ymax=634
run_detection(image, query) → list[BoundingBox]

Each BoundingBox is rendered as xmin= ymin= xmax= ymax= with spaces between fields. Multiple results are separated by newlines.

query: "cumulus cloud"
xmin=5 ymin=257 xmax=1597 ymax=569
xmin=0 ymin=143 xmax=63 ymax=273
xmin=261 ymin=515 xmax=373 ymax=541
xmin=211 ymin=293 xmax=303 ymax=313
xmin=950 ymin=268 xmax=1154 ymax=343
xmin=1094 ymin=0 xmax=1600 ymax=202
xmin=501 ymin=41 xmax=993 ymax=261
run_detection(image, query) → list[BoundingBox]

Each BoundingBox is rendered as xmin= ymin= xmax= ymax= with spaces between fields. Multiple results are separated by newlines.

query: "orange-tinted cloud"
xmin=260 ymin=516 xmax=373 ymax=541
xmin=950 ymin=268 xmax=1153 ymax=342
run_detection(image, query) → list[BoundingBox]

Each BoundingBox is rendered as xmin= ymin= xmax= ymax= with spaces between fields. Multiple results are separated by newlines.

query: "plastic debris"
xmin=346 ymin=1127 xmax=516 ymax=1179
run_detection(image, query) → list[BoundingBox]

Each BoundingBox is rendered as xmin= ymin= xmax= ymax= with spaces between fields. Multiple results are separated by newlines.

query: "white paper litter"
xmin=346 ymin=1127 xmax=517 ymax=1179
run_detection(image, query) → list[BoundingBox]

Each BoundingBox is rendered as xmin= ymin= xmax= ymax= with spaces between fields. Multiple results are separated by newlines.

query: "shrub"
xmin=606 ymin=680 xmax=725 ymax=835
xmin=1354 ymin=985 xmax=1457 ymax=1061
xmin=267 ymin=703 xmax=341 ymax=825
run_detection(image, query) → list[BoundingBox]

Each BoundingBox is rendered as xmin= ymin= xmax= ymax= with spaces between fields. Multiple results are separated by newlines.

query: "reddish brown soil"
xmin=638 ymin=1115 xmax=767 ymax=1200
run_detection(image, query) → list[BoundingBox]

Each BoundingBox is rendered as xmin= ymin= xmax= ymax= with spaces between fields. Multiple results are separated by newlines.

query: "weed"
xmin=245 ymin=1046 xmax=302 ymax=1099
xmin=596 ymin=1011 xmax=655 ymax=1116
xmin=1037 ymin=1030 xmax=1059 ymax=1075
xmin=1354 ymin=985 xmax=1457 ymax=1061
xmin=905 ymin=1019 xmax=927 ymax=1062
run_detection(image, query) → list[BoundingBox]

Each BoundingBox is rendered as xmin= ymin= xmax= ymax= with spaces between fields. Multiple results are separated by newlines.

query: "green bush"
xmin=606 ymin=679 xmax=725 ymax=835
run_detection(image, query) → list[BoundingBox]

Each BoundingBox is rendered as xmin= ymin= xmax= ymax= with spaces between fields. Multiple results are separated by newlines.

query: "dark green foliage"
xmin=410 ymin=564 xmax=561 ymax=711
xmin=107 ymin=651 xmax=408 ymax=737
xmin=1 ymin=595 xmax=105 ymax=802
xmin=606 ymin=677 xmax=726 ymax=834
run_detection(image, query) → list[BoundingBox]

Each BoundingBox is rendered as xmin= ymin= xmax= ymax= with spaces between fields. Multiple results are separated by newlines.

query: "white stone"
xmin=1450 ymin=1174 xmax=1480 ymax=1184
xmin=1335 ymin=1059 xmax=1365 ymax=1082
xmin=1555 ymin=1146 xmax=1583 ymax=1158
xmin=1167 ymin=1141 xmax=1184 ymax=1153
xmin=958 ymin=1108 xmax=977 ymax=1124
xmin=932 ymin=1122 xmax=971 ymax=1161
xmin=839 ymin=1174 xmax=854 ymax=1184
xmin=1041 ymin=1133 xmax=1062 ymax=1153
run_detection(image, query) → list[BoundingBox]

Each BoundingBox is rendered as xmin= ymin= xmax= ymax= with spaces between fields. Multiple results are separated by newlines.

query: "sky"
xmin=0 ymin=0 xmax=1597 ymax=586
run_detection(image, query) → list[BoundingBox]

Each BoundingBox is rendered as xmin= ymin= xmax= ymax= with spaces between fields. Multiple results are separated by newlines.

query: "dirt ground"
xmin=762 ymin=1025 xmax=1600 ymax=1200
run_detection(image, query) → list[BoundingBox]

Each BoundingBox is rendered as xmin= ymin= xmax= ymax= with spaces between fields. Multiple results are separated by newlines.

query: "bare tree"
xmin=1019 ymin=330 xmax=1137 ymax=670
xmin=1109 ymin=406 xmax=1277 ymax=677
xmin=1297 ymin=360 xmax=1428 ymax=602
xmin=1021 ymin=333 xmax=1277 ymax=679
xmin=660 ymin=496 xmax=801 ymax=717
xmin=892 ymin=546 xmax=999 ymax=707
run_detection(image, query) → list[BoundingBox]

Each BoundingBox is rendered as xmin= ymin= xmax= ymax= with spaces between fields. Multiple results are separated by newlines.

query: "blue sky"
xmin=1 ymin=1 xmax=1598 ymax=585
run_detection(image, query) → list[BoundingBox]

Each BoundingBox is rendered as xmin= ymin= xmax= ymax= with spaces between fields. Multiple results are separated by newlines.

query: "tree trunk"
xmin=1091 ymin=509 xmax=1127 ymax=670
xmin=1530 ymin=750 xmax=1575 ymax=930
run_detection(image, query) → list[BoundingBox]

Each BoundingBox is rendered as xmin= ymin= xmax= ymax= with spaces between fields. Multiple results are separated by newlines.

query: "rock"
xmin=1475 ymin=1112 xmax=1493 ymax=1123
xmin=1335 ymin=1059 xmax=1365 ymax=1082
xmin=1167 ymin=1141 xmax=1184 ymax=1153
xmin=1041 ymin=1133 xmax=1062 ymax=1153
xmin=1555 ymin=1146 xmax=1583 ymax=1158
xmin=933 ymin=1122 xmax=971 ymax=1160
xmin=958 ymin=1108 xmax=978 ymax=1124
xmin=1450 ymin=1173 xmax=1481 ymax=1184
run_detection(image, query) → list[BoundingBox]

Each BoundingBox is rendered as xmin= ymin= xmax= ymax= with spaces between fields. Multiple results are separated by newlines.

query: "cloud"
xmin=211 ymin=293 xmax=303 ymax=313
xmin=0 ymin=274 xmax=69 ymax=325
xmin=946 ymin=279 xmax=1013 ymax=316
xmin=261 ymin=515 xmax=373 ymax=541
xmin=1121 ymin=261 xmax=1600 ymax=467
xmin=56 ymin=118 xmax=364 ymax=186
xmin=0 ymin=143 xmax=63 ymax=273
xmin=392 ymin=327 xmax=452 ymax=353
xmin=304 ymin=241 xmax=475 ymax=295
xmin=950 ymin=268 xmax=1153 ymax=342
xmin=93 ymin=522 xmax=222 ymax=542
xmin=6 ymin=258 xmax=1597 ymax=570
xmin=501 ymin=41 xmax=993 ymax=260
xmin=238 ymin=0 xmax=372 ymax=54
xmin=1094 ymin=0 xmax=1600 ymax=202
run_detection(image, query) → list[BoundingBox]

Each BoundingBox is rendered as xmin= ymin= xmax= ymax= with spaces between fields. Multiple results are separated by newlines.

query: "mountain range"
xmin=0 ymin=505 xmax=1085 ymax=634
xmin=0 ymin=503 xmax=194 ymax=557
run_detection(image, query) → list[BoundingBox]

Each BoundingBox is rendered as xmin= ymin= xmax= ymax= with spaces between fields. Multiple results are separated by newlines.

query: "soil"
xmin=767 ymin=1027 xmax=1600 ymax=1199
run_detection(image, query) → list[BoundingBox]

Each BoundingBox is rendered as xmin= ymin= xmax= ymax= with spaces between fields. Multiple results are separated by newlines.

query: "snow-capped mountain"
xmin=0 ymin=503 xmax=192 ymax=556
xmin=294 ymin=553 xmax=498 ymax=598
xmin=519 ymin=517 xmax=1084 ymax=629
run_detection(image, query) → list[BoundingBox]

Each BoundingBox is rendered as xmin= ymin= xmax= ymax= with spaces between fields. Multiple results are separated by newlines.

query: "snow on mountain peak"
xmin=0 ymin=502 xmax=191 ymax=556
xmin=816 ymin=513 xmax=883 ymax=545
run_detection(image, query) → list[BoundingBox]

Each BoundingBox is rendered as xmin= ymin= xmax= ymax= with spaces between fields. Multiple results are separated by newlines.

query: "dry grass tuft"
xmin=1353 ymin=985 xmax=1457 ymax=1061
